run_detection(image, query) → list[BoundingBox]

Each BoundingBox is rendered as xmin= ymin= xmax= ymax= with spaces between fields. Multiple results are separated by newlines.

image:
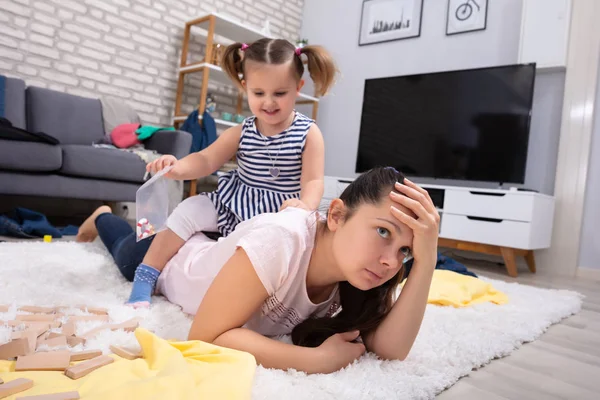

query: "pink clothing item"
xmin=156 ymin=208 xmax=340 ymax=337
xmin=111 ymin=123 xmax=141 ymax=148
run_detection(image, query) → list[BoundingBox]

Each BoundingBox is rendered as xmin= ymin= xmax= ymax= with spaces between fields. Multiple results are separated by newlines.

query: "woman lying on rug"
xmin=77 ymin=167 xmax=440 ymax=373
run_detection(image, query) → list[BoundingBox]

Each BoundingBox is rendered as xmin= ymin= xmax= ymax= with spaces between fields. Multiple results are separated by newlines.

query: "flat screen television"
xmin=355 ymin=63 xmax=536 ymax=184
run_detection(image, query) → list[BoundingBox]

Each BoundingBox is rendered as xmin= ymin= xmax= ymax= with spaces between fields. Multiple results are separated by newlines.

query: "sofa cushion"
xmin=0 ymin=139 xmax=62 ymax=172
xmin=27 ymin=87 xmax=105 ymax=145
xmin=60 ymin=145 xmax=147 ymax=183
xmin=3 ymin=77 xmax=26 ymax=129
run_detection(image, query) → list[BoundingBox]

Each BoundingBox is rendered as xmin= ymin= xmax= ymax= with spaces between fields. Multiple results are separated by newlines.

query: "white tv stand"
xmin=321 ymin=176 xmax=555 ymax=277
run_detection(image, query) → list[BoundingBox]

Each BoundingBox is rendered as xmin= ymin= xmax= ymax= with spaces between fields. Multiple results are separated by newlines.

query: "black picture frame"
xmin=446 ymin=0 xmax=488 ymax=36
xmin=358 ymin=0 xmax=424 ymax=46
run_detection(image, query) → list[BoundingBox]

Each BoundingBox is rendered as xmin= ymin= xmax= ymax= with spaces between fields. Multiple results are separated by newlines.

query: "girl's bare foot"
xmin=76 ymin=205 xmax=112 ymax=242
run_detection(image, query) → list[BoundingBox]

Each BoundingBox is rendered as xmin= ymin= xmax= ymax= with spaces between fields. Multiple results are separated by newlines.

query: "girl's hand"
xmin=279 ymin=198 xmax=310 ymax=212
xmin=315 ymin=331 xmax=366 ymax=373
xmin=389 ymin=179 xmax=440 ymax=269
xmin=146 ymin=155 xmax=180 ymax=178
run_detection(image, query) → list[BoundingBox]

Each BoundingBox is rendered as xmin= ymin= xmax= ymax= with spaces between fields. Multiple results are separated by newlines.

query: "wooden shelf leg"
xmin=189 ymin=180 xmax=197 ymax=197
xmin=524 ymin=250 xmax=536 ymax=273
xmin=312 ymin=100 xmax=319 ymax=120
xmin=500 ymin=247 xmax=518 ymax=277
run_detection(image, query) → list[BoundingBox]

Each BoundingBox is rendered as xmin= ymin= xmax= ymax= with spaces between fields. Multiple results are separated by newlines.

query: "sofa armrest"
xmin=144 ymin=129 xmax=192 ymax=159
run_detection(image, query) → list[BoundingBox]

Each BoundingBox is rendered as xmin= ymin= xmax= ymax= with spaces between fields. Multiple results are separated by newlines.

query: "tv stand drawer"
xmin=440 ymin=213 xmax=532 ymax=249
xmin=444 ymin=189 xmax=534 ymax=222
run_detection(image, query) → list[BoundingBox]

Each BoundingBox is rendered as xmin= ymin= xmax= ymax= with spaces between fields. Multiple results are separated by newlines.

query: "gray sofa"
xmin=0 ymin=77 xmax=192 ymax=202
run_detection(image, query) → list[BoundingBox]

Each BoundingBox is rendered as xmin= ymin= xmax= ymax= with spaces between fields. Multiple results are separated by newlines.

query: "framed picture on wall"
xmin=446 ymin=0 xmax=488 ymax=35
xmin=358 ymin=0 xmax=424 ymax=46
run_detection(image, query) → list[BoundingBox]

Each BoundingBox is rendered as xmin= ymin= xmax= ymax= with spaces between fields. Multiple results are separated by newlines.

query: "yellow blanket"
xmin=0 ymin=328 xmax=256 ymax=399
xmin=402 ymin=270 xmax=508 ymax=307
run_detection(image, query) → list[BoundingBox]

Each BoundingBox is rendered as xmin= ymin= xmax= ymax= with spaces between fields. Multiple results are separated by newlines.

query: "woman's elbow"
xmin=371 ymin=345 xmax=410 ymax=361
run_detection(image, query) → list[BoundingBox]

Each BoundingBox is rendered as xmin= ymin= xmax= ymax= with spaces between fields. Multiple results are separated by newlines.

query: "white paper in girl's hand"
xmin=135 ymin=165 xmax=174 ymax=242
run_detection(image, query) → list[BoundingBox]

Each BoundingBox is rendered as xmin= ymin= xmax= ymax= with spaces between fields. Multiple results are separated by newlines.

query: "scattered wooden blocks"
xmin=17 ymin=306 xmax=56 ymax=314
xmin=0 ymin=338 xmax=30 ymax=360
xmin=0 ymin=305 xmax=9 ymax=313
xmin=37 ymin=335 xmax=67 ymax=350
xmin=0 ymin=378 xmax=34 ymax=398
xmin=109 ymin=345 xmax=141 ymax=360
xmin=60 ymin=321 xmax=76 ymax=337
xmin=70 ymin=349 xmax=102 ymax=362
xmin=76 ymin=306 xmax=108 ymax=315
xmin=64 ymin=355 xmax=114 ymax=380
xmin=16 ymin=391 xmax=81 ymax=400
xmin=81 ymin=317 xmax=140 ymax=339
xmin=15 ymin=351 xmax=71 ymax=372
xmin=65 ymin=336 xmax=86 ymax=347
xmin=11 ymin=330 xmax=38 ymax=354
xmin=16 ymin=315 xmax=55 ymax=323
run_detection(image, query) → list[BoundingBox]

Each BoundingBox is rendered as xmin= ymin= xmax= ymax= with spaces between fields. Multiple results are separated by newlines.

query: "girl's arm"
xmin=364 ymin=179 xmax=439 ymax=360
xmin=298 ymin=124 xmax=325 ymax=210
xmin=169 ymin=125 xmax=242 ymax=180
xmin=188 ymin=247 xmax=364 ymax=374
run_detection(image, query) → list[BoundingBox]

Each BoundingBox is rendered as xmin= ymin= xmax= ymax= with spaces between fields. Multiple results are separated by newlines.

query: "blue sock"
xmin=127 ymin=263 xmax=160 ymax=304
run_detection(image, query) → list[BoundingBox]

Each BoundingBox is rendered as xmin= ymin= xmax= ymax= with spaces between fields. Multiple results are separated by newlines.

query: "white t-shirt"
xmin=156 ymin=208 xmax=340 ymax=337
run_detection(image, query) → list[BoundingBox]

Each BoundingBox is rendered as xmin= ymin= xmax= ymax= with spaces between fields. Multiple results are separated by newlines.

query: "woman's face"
xmin=329 ymin=195 xmax=414 ymax=291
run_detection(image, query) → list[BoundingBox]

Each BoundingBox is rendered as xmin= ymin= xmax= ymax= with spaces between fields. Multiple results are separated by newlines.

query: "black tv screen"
xmin=356 ymin=64 xmax=536 ymax=184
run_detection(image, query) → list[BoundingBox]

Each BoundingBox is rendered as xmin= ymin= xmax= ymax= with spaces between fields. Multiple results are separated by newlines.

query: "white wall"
xmin=578 ymin=60 xmax=600 ymax=270
xmin=301 ymin=0 xmax=564 ymax=194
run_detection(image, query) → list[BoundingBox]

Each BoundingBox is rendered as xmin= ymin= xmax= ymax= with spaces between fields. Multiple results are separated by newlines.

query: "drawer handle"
xmin=469 ymin=191 xmax=506 ymax=197
xmin=466 ymin=216 xmax=503 ymax=223
xmin=338 ymin=179 xmax=353 ymax=184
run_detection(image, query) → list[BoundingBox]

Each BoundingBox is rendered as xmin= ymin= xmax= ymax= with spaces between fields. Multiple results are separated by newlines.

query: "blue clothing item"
xmin=404 ymin=252 xmax=477 ymax=279
xmin=180 ymin=110 xmax=217 ymax=154
xmin=127 ymin=263 xmax=160 ymax=304
xmin=0 ymin=75 xmax=5 ymax=118
xmin=95 ymin=212 xmax=154 ymax=282
xmin=0 ymin=208 xmax=78 ymax=239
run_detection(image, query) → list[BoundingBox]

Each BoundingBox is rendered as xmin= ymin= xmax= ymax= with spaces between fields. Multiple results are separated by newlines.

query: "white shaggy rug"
xmin=0 ymin=241 xmax=582 ymax=399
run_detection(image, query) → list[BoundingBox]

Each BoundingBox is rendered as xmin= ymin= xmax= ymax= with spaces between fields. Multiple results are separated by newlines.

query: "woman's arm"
xmin=364 ymin=179 xmax=439 ymax=360
xmin=298 ymin=124 xmax=325 ymax=210
xmin=169 ymin=125 xmax=242 ymax=180
xmin=189 ymin=247 xmax=362 ymax=374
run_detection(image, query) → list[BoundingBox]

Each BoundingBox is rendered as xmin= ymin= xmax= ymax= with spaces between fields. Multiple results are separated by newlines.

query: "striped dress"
xmin=206 ymin=111 xmax=314 ymax=236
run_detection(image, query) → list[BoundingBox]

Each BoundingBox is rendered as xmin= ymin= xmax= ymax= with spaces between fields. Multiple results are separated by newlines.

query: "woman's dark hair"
xmin=291 ymin=166 xmax=406 ymax=348
xmin=221 ymin=38 xmax=338 ymax=96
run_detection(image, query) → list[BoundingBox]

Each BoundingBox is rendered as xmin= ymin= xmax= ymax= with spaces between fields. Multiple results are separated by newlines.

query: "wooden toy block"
xmin=48 ymin=321 xmax=62 ymax=329
xmin=37 ymin=335 xmax=67 ymax=349
xmin=11 ymin=330 xmax=38 ymax=353
xmin=46 ymin=332 xmax=63 ymax=339
xmin=64 ymin=355 xmax=114 ymax=380
xmin=15 ymin=350 xmax=71 ymax=371
xmin=18 ymin=306 xmax=56 ymax=314
xmin=68 ymin=315 xmax=109 ymax=323
xmin=66 ymin=336 xmax=86 ymax=347
xmin=79 ymin=324 xmax=111 ymax=340
xmin=0 ymin=378 xmax=34 ymax=398
xmin=0 ymin=305 xmax=9 ymax=313
xmin=111 ymin=317 xmax=141 ymax=333
xmin=15 ymin=391 xmax=80 ymax=399
xmin=60 ymin=321 xmax=76 ymax=337
xmin=109 ymin=345 xmax=142 ymax=360
xmin=76 ymin=306 xmax=108 ymax=315
xmin=0 ymin=338 xmax=30 ymax=360
xmin=16 ymin=314 xmax=55 ymax=322
xmin=70 ymin=349 xmax=102 ymax=362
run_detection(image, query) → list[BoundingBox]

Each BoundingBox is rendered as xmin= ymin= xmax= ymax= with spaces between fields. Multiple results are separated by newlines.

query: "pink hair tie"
xmin=295 ymin=47 xmax=302 ymax=56
xmin=241 ymin=43 xmax=249 ymax=51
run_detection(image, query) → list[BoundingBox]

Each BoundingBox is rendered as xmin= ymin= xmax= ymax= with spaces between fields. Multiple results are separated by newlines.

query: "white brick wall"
xmin=0 ymin=0 xmax=305 ymax=126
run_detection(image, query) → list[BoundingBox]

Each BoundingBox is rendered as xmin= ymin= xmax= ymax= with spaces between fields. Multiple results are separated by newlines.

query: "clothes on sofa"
xmin=100 ymin=96 xmax=142 ymax=144
xmin=180 ymin=109 xmax=217 ymax=154
xmin=136 ymin=125 xmax=174 ymax=140
xmin=0 ymin=207 xmax=78 ymax=239
xmin=0 ymin=117 xmax=60 ymax=145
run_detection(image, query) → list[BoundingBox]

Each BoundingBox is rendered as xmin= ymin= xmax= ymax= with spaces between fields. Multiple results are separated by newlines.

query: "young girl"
xmin=77 ymin=39 xmax=338 ymax=307
xmin=77 ymin=167 xmax=440 ymax=373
